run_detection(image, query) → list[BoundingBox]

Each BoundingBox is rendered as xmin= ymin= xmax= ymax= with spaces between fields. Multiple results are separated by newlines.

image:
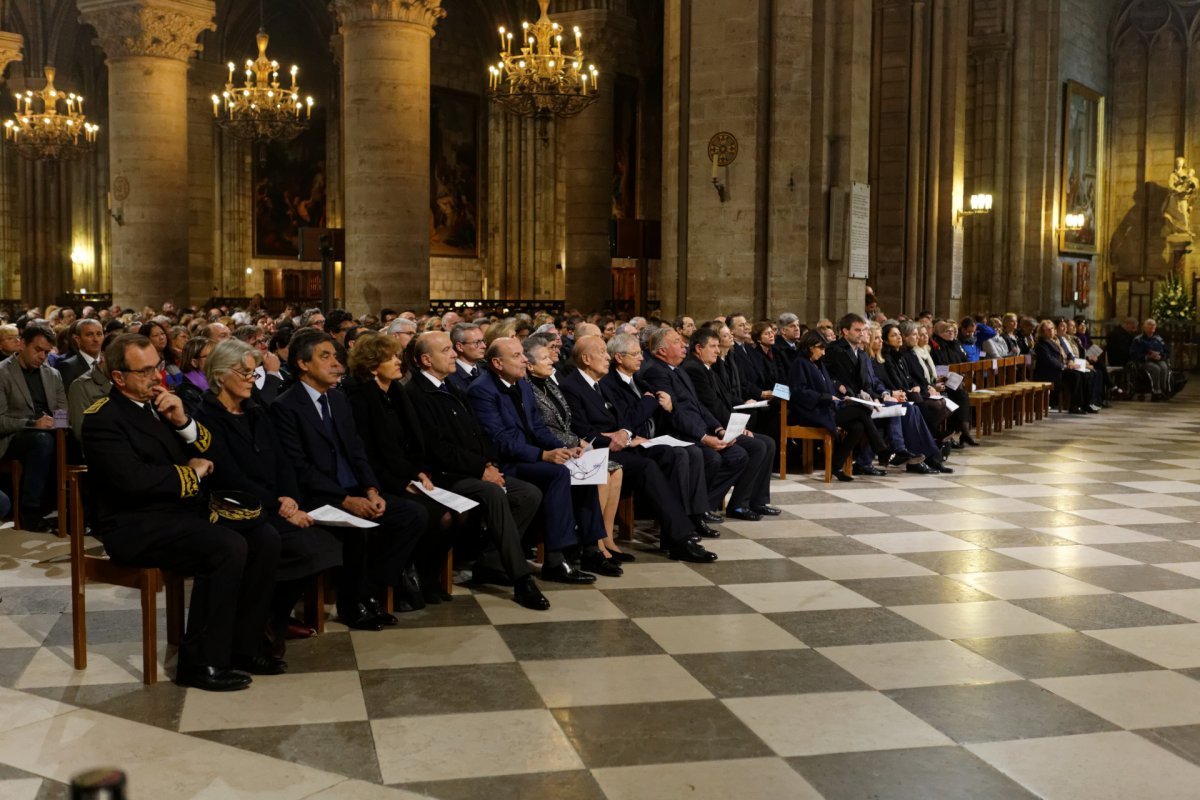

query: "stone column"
xmin=333 ymin=0 xmax=445 ymax=314
xmin=77 ymin=0 xmax=215 ymax=310
xmin=0 ymin=32 xmax=22 ymax=300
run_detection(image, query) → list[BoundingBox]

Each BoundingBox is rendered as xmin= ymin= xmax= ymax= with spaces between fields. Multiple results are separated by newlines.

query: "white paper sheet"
xmin=722 ymin=412 xmax=751 ymax=442
xmin=935 ymin=365 xmax=950 ymax=378
xmin=565 ymin=447 xmax=610 ymax=485
xmin=771 ymin=383 xmax=791 ymax=401
xmin=733 ymin=400 xmax=770 ymax=410
xmin=1085 ymin=344 xmax=1103 ymax=359
xmin=1073 ymin=358 xmax=1088 ymax=370
xmin=411 ymin=482 xmax=479 ymax=513
xmin=942 ymin=397 xmax=960 ymax=413
xmin=944 ymin=372 xmax=964 ymax=390
xmin=309 ymin=505 xmax=380 ymax=528
xmin=871 ymin=404 xmax=908 ymax=419
xmin=636 ymin=436 xmax=695 ymax=449
xmin=845 ymin=396 xmax=882 ymax=411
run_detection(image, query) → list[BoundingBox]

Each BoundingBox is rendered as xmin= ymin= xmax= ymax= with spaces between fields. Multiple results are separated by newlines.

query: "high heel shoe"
xmin=832 ymin=470 xmax=854 ymax=483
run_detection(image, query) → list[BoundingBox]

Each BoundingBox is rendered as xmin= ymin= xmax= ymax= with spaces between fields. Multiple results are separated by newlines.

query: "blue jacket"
xmin=466 ymin=371 xmax=564 ymax=465
xmin=786 ymin=356 xmax=839 ymax=435
xmin=1130 ymin=334 xmax=1170 ymax=362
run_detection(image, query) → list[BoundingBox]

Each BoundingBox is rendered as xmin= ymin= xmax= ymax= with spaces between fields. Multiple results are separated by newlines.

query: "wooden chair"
xmin=778 ymin=400 xmax=852 ymax=482
xmin=0 ymin=459 xmax=22 ymax=530
xmin=949 ymin=363 xmax=995 ymax=438
xmin=615 ymin=496 xmax=636 ymax=542
xmin=67 ymin=467 xmax=184 ymax=686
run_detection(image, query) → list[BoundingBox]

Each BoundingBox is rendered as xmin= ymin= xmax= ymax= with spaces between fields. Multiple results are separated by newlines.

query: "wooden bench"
xmin=778 ymin=399 xmax=853 ymax=482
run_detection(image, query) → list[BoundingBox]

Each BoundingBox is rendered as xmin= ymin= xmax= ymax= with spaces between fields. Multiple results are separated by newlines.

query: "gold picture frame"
xmin=1059 ymin=80 xmax=1104 ymax=255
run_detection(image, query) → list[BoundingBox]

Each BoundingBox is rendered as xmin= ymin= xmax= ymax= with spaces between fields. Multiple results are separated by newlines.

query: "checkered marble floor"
xmin=4 ymin=390 xmax=1200 ymax=799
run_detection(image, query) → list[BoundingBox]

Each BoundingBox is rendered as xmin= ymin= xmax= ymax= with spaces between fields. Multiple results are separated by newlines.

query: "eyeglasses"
xmin=620 ymin=351 xmax=643 ymax=357
xmin=228 ymin=367 xmax=255 ymax=381
xmin=117 ymin=366 xmax=160 ymax=379
xmin=462 ymin=339 xmax=486 ymax=346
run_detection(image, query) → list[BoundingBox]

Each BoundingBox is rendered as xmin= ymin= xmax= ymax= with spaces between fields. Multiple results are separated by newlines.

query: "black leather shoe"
xmin=702 ymin=511 xmax=724 ymax=524
xmin=364 ymin=598 xmax=399 ymax=625
xmin=580 ymin=553 xmax=624 ymax=577
xmin=176 ymin=664 xmax=253 ymax=692
xmin=398 ymin=568 xmax=426 ymax=611
xmin=852 ymin=465 xmax=887 ymax=477
xmin=751 ymin=504 xmax=782 ymax=516
xmin=726 ymin=507 xmax=763 ymax=521
xmin=470 ymin=565 xmax=516 ymax=587
xmin=668 ymin=540 xmax=718 ymax=563
xmin=694 ymin=522 xmax=721 ymax=538
xmin=891 ymin=451 xmax=925 ymax=467
xmin=338 ymin=603 xmax=384 ymax=631
xmin=541 ymin=562 xmax=597 ymax=584
xmin=231 ymin=654 xmax=288 ymax=675
xmin=950 ymin=438 xmax=966 ymax=450
xmin=608 ymin=549 xmax=637 ymax=563
xmin=961 ymin=433 xmax=979 ymax=446
xmin=513 ymin=575 xmax=551 ymax=610
xmin=932 ymin=461 xmax=954 ymax=473
xmin=940 ymin=442 xmax=953 ymax=461
xmin=832 ymin=470 xmax=854 ymax=482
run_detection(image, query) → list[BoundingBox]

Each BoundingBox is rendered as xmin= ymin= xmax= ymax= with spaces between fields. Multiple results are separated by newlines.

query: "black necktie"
xmin=469 ymin=366 xmax=479 ymax=379
xmin=318 ymin=394 xmax=357 ymax=490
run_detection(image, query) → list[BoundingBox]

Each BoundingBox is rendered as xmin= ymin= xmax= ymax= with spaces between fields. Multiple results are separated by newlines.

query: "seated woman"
xmin=892 ymin=321 xmax=962 ymax=442
xmin=141 ymin=320 xmax=181 ymax=385
xmin=171 ymin=337 xmax=214 ymax=417
xmin=1033 ymin=319 xmax=1090 ymax=413
xmin=524 ymin=338 xmax=628 ymax=564
xmin=872 ymin=324 xmax=952 ymax=474
xmin=197 ymin=339 xmax=342 ymax=665
xmin=344 ymin=332 xmax=459 ymax=606
xmin=910 ymin=323 xmax=974 ymax=446
xmin=786 ymin=332 xmax=889 ymax=482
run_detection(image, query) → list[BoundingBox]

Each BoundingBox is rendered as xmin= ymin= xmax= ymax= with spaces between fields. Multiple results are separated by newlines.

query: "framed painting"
xmin=1076 ymin=260 xmax=1090 ymax=308
xmin=612 ymin=74 xmax=638 ymax=220
xmin=253 ymin=111 xmax=328 ymax=258
xmin=1061 ymin=261 xmax=1075 ymax=307
xmin=1059 ymin=80 xmax=1104 ymax=254
xmin=430 ymin=88 xmax=480 ymax=258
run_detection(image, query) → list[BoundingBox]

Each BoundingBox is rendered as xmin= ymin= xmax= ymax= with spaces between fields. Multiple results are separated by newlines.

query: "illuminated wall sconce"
xmin=1063 ymin=212 xmax=1085 ymax=231
xmin=957 ymin=192 xmax=993 ymax=224
xmin=245 ymin=267 xmax=253 ymax=276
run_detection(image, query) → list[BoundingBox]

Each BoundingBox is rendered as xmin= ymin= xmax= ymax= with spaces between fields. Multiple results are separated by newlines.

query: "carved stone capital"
xmin=0 ymin=31 xmax=23 ymax=73
xmin=77 ymin=0 xmax=216 ymax=62
xmin=332 ymin=0 xmax=446 ymax=31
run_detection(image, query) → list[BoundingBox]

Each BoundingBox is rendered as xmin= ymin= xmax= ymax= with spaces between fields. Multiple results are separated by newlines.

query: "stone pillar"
xmin=77 ymin=0 xmax=215 ymax=310
xmin=333 ymin=0 xmax=444 ymax=314
xmin=0 ymin=32 xmax=22 ymax=300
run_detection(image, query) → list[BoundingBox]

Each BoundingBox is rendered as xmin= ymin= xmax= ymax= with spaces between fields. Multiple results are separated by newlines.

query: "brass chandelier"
xmin=3 ymin=66 xmax=99 ymax=161
xmin=488 ymin=0 xmax=599 ymax=141
xmin=211 ymin=4 xmax=312 ymax=143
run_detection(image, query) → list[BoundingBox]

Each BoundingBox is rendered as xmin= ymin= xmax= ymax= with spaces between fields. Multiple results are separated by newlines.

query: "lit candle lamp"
xmin=211 ymin=94 xmax=220 ymax=117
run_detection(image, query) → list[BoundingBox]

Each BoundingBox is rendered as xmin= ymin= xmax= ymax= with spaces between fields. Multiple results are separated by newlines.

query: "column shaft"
xmin=563 ymin=88 xmax=615 ymax=309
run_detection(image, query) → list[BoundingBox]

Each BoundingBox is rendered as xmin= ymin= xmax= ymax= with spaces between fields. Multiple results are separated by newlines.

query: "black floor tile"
xmin=788 ymin=746 xmax=1038 ymax=799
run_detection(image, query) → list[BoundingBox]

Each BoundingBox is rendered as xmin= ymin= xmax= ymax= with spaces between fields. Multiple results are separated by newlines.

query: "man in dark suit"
xmin=679 ymin=329 xmax=779 ymax=517
xmin=726 ymin=314 xmax=769 ymax=400
xmin=82 ymin=333 xmax=281 ymax=691
xmin=273 ymin=328 xmax=426 ymax=631
xmin=467 ymin=337 xmax=610 ymax=584
xmin=406 ymin=331 xmax=550 ymax=610
xmin=446 ymin=322 xmax=486 ymax=393
xmin=772 ymin=312 xmax=803 ymax=374
xmin=600 ymin=334 xmax=717 ymax=537
xmin=57 ymin=318 xmax=104 ymax=391
xmin=639 ymin=327 xmax=771 ymax=522
xmin=559 ymin=336 xmax=717 ymax=563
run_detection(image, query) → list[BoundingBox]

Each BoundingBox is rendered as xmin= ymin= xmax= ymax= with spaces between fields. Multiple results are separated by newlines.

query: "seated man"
xmin=0 ymin=324 xmax=67 ymax=530
xmin=1130 ymin=318 xmax=1172 ymax=400
xmin=467 ymin=337 xmax=611 ymax=584
xmin=679 ymin=328 xmax=779 ymax=509
xmin=82 ymin=333 xmax=281 ymax=691
xmin=639 ymin=327 xmax=770 ymax=521
xmin=272 ymin=328 xmax=428 ymax=631
xmin=601 ymin=333 xmax=719 ymax=537
xmin=405 ymin=331 xmax=551 ymax=610
xmin=57 ymin=318 xmax=105 ymax=391
xmin=559 ymin=335 xmax=717 ymax=563
xmin=446 ymin=322 xmax=487 ymax=392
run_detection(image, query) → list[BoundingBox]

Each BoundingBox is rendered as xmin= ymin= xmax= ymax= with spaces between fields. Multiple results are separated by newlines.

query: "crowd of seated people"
xmin=0 ymin=293 xmax=1186 ymax=692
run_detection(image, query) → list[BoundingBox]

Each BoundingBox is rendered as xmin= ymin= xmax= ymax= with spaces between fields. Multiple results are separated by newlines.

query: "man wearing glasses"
xmin=447 ymin=322 xmax=487 ymax=392
xmin=81 ymin=333 xmax=281 ymax=692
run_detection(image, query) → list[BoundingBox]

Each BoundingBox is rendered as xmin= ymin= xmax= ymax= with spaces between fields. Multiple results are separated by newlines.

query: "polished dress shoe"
xmin=940 ymin=442 xmax=953 ymax=461
xmin=176 ymin=664 xmax=252 ymax=692
xmin=852 ymin=465 xmax=887 ymax=477
xmin=668 ymin=539 xmax=718 ymax=563
xmin=929 ymin=460 xmax=954 ymax=473
xmin=890 ymin=451 xmax=925 ymax=467
xmin=338 ymin=603 xmax=384 ymax=631
xmin=364 ymin=598 xmax=398 ymax=626
xmin=832 ymin=470 xmax=854 ymax=482
xmin=470 ymin=565 xmax=515 ymax=587
xmin=694 ymin=521 xmax=721 ymax=538
xmin=513 ymin=575 xmax=551 ymax=610
xmin=905 ymin=462 xmax=936 ymax=474
xmin=540 ymin=562 xmax=597 ymax=584
xmin=726 ymin=507 xmax=763 ymax=521
xmin=884 ymin=450 xmax=913 ymax=466
xmin=397 ymin=568 xmax=426 ymax=612
xmin=751 ymin=504 xmax=782 ymax=516
xmin=581 ymin=553 xmax=624 ymax=577
xmin=231 ymin=654 xmax=288 ymax=675
xmin=950 ymin=438 xmax=966 ymax=450
xmin=702 ymin=511 xmax=724 ymax=524
xmin=961 ymin=433 xmax=979 ymax=446
xmin=608 ymin=549 xmax=637 ymax=563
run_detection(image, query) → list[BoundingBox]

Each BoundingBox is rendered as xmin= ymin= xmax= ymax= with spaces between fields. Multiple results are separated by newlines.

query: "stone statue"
xmin=1164 ymin=156 xmax=1198 ymax=237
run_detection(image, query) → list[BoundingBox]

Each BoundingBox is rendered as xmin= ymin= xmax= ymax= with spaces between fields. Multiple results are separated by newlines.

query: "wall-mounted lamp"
xmin=957 ymin=192 xmax=993 ymax=224
xmin=106 ymin=190 xmax=124 ymax=227
xmin=245 ymin=267 xmax=254 ymax=276
xmin=1063 ymin=212 xmax=1085 ymax=231
xmin=708 ymin=131 xmax=739 ymax=203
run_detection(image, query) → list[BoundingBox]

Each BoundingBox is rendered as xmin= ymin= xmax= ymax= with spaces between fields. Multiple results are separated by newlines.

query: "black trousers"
xmin=835 ymin=404 xmax=883 ymax=466
xmin=447 ymin=475 xmax=539 ymax=580
xmin=332 ymin=490 xmax=425 ymax=614
xmin=7 ymin=430 xmax=55 ymax=513
xmin=699 ymin=444 xmax=748 ymax=511
xmin=639 ymin=443 xmax=707 ymax=516
xmin=101 ymin=513 xmax=281 ymax=667
xmin=727 ymin=433 xmax=775 ymax=509
xmin=611 ymin=449 xmax=696 ymax=546
xmin=503 ymin=462 xmax=605 ymax=551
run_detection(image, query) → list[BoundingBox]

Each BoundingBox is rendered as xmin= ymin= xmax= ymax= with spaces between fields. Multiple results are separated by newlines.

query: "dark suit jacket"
xmin=196 ymin=392 xmax=300 ymax=511
xmin=599 ymin=370 xmax=660 ymax=438
xmin=344 ymin=377 xmax=429 ymax=496
xmin=786 ymin=356 xmax=839 ymax=434
xmin=57 ymin=353 xmax=94 ymax=391
xmin=772 ymin=339 xmax=801 ymax=375
xmin=680 ymin=355 xmax=733 ymax=424
xmin=932 ymin=335 xmax=968 ymax=366
xmin=467 ymin=371 xmax=563 ymax=465
xmin=559 ymin=369 xmax=623 ymax=447
xmin=1032 ymin=338 xmax=1067 ymax=386
xmin=405 ymin=372 xmax=497 ymax=483
xmin=730 ymin=342 xmax=766 ymax=399
xmin=272 ymin=382 xmax=381 ymax=508
xmin=639 ymin=357 xmax=721 ymax=442
xmin=445 ymin=361 xmax=481 ymax=395
xmin=824 ymin=338 xmax=870 ymax=397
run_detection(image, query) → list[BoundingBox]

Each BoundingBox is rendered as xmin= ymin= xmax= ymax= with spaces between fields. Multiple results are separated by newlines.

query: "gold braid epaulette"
xmin=175 ymin=465 xmax=199 ymax=498
xmin=195 ymin=422 xmax=212 ymax=453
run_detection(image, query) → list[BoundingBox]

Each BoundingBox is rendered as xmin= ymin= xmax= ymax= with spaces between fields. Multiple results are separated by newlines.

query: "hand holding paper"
xmin=565 ymin=447 xmax=609 ymax=485
xmin=771 ymin=383 xmax=791 ymax=401
xmin=722 ymin=412 xmax=751 ymax=443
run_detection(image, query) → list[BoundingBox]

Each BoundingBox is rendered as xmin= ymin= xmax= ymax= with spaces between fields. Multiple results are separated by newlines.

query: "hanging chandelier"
xmin=3 ymin=66 xmax=99 ymax=161
xmin=487 ymin=0 xmax=599 ymax=140
xmin=211 ymin=4 xmax=312 ymax=143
